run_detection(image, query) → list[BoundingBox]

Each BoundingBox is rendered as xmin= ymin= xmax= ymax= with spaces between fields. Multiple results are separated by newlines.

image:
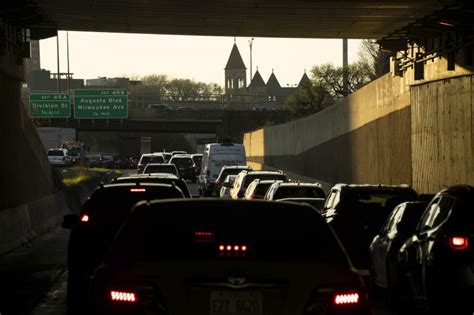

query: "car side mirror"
xmin=62 ymin=214 xmax=79 ymax=229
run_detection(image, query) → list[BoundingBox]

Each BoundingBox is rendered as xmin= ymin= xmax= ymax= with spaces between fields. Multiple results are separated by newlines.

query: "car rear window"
xmin=48 ymin=150 xmax=64 ymax=156
xmin=218 ymin=168 xmax=247 ymax=181
xmin=243 ymin=174 xmax=287 ymax=189
xmin=141 ymin=155 xmax=165 ymax=165
xmin=108 ymin=201 xmax=349 ymax=265
xmin=170 ymin=158 xmax=193 ymax=167
xmin=144 ymin=165 xmax=177 ymax=175
xmin=192 ymin=156 xmax=202 ymax=163
xmin=274 ymin=186 xmax=325 ymax=199
xmin=254 ymin=183 xmax=273 ymax=196
xmin=85 ymin=185 xmax=184 ymax=236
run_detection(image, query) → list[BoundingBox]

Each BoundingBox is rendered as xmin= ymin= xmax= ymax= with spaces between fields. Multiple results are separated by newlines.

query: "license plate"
xmin=210 ymin=291 xmax=262 ymax=315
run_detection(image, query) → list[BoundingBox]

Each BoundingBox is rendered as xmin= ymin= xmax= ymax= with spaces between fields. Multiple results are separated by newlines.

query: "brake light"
xmin=449 ymin=236 xmax=469 ymax=250
xmin=80 ymin=214 xmax=89 ymax=222
xmin=130 ymin=188 xmax=146 ymax=192
xmin=334 ymin=292 xmax=359 ymax=305
xmin=194 ymin=231 xmax=215 ymax=243
xmin=219 ymin=244 xmax=248 ymax=254
xmin=110 ymin=290 xmax=137 ymax=303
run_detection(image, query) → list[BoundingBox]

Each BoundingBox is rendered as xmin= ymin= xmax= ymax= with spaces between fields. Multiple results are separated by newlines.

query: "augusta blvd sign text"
xmin=74 ymin=89 xmax=128 ymax=119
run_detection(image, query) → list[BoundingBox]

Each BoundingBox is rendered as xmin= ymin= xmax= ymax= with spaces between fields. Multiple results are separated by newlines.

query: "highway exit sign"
xmin=73 ymin=89 xmax=128 ymax=119
xmin=29 ymin=93 xmax=71 ymax=118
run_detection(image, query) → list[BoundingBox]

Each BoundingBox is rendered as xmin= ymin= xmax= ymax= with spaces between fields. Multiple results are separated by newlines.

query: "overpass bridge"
xmin=1 ymin=0 xmax=473 ymax=260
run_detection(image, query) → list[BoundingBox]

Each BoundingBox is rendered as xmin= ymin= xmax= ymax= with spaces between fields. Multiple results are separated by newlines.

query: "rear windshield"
xmin=192 ymin=156 xmax=202 ymax=163
xmin=85 ymin=185 xmax=184 ymax=238
xmin=141 ymin=155 xmax=165 ymax=165
xmin=274 ymin=186 xmax=325 ymax=199
xmin=113 ymin=178 xmax=191 ymax=198
xmin=170 ymin=158 xmax=193 ymax=167
xmin=48 ymin=150 xmax=64 ymax=156
xmin=144 ymin=165 xmax=177 ymax=175
xmin=218 ymin=168 xmax=248 ymax=181
xmin=253 ymin=183 xmax=273 ymax=196
xmin=108 ymin=201 xmax=348 ymax=265
xmin=243 ymin=174 xmax=287 ymax=189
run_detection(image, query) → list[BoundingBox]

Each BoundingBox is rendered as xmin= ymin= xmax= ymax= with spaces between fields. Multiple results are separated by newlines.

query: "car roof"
xmin=120 ymin=173 xmax=180 ymax=180
xmin=272 ymin=182 xmax=322 ymax=188
xmin=170 ymin=154 xmax=192 ymax=158
xmin=436 ymin=184 xmax=474 ymax=201
xmin=144 ymin=163 xmax=174 ymax=166
xmin=222 ymin=165 xmax=251 ymax=169
xmin=141 ymin=152 xmax=164 ymax=157
xmin=245 ymin=170 xmax=286 ymax=175
xmin=331 ymin=183 xmax=414 ymax=191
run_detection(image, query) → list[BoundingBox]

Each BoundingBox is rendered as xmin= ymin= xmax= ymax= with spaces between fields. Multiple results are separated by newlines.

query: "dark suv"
xmin=321 ymin=184 xmax=417 ymax=272
xmin=62 ymin=183 xmax=185 ymax=310
xmin=397 ymin=185 xmax=474 ymax=313
xmin=169 ymin=155 xmax=196 ymax=182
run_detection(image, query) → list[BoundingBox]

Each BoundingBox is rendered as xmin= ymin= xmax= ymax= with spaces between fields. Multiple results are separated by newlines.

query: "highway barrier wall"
xmin=244 ymin=74 xmax=474 ymax=194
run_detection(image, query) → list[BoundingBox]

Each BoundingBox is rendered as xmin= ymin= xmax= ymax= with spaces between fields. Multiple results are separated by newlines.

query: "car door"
xmin=371 ymin=205 xmax=404 ymax=288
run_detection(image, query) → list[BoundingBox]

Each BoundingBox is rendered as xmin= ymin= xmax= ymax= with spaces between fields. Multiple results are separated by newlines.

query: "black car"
xmin=91 ymin=199 xmax=371 ymax=314
xmin=321 ymin=184 xmax=418 ymax=272
xmin=111 ymin=173 xmax=191 ymax=198
xmin=368 ymin=201 xmax=428 ymax=303
xmin=169 ymin=155 xmax=196 ymax=182
xmin=397 ymin=185 xmax=474 ymax=313
xmin=62 ymin=183 xmax=185 ymax=311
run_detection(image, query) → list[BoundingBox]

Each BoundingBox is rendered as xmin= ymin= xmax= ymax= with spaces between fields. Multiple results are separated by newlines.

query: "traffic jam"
xmin=63 ymin=140 xmax=473 ymax=315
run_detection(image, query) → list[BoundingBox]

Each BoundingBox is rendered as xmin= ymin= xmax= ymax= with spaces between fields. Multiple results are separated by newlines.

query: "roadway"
xmin=0 ymin=173 xmax=394 ymax=315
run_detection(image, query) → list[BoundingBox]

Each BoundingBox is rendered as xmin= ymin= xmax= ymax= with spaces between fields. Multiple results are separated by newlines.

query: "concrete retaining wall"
xmin=411 ymin=75 xmax=474 ymax=193
xmin=0 ymin=192 xmax=68 ymax=254
xmin=244 ymin=73 xmax=413 ymax=189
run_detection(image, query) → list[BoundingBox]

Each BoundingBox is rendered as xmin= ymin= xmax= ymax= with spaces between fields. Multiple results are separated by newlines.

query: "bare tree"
xmin=359 ymin=39 xmax=393 ymax=80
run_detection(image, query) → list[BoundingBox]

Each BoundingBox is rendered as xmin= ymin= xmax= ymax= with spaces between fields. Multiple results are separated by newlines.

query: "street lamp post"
xmin=249 ymin=38 xmax=254 ymax=107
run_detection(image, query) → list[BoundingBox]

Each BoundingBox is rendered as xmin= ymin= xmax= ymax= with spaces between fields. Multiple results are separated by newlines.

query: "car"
xmin=215 ymin=165 xmax=253 ymax=195
xmin=244 ymin=179 xmax=278 ymax=200
xmin=368 ymin=201 xmax=428 ymax=303
xmin=199 ymin=141 xmax=247 ymax=196
xmin=230 ymin=170 xmax=287 ymax=199
xmin=169 ymin=154 xmax=196 ymax=182
xmin=397 ymin=185 xmax=474 ymax=313
xmin=114 ymin=174 xmax=191 ymax=197
xmin=320 ymin=184 xmax=418 ymax=274
xmin=191 ymin=153 xmax=203 ymax=175
xmin=86 ymin=154 xmax=103 ymax=168
xmin=218 ymin=174 xmax=237 ymax=198
xmin=90 ymin=199 xmax=371 ymax=314
xmin=264 ymin=182 xmax=326 ymax=201
xmin=142 ymin=163 xmax=178 ymax=176
xmin=147 ymin=103 xmax=171 ymax=111
xmin=137 ymin=153 xmax=165 ymax=173
xmin=47 ymin=148 xmax=71 ymax=166
xmin=111 ymin=173 xmax=192 ymax=198
xmin=100 ymin=154 xmax=116 ymax=169
xmin=61 ymin=182 xmax=185 ymax=311
xmin=276 ymin=197 xmax=326 ymax=211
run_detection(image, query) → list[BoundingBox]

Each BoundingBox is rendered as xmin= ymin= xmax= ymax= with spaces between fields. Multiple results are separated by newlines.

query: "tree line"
xmin=130 ymin=74 xmax=223 ymax=102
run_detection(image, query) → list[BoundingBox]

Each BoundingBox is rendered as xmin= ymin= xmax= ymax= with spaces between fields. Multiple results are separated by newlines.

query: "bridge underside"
xmin=5 ymin=0 xmax=455 ymax=40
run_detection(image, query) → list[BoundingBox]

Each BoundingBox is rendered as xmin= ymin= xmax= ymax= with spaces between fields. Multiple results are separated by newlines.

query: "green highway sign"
xmin=29 ymin=93 xmax=71 ymax=118
xmin=73 ymin=89 xmax=128 ymax=119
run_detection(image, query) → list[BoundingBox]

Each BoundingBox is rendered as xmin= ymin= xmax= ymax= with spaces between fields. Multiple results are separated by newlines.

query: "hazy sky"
xmin=40 ymin=31 xmax=362 ymax=86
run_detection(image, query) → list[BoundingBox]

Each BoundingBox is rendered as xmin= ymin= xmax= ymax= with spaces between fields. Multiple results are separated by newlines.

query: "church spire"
xmin=224 ymin=42 xmax=247 ymax=70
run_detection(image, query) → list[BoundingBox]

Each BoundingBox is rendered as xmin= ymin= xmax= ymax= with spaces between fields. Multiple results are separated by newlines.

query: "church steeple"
xmin=224 ymin=42 xmax=247 ymax=95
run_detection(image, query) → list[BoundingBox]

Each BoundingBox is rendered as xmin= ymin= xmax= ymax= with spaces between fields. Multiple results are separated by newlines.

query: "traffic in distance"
xmin=52 ymin=139 xmax=474 ymax=315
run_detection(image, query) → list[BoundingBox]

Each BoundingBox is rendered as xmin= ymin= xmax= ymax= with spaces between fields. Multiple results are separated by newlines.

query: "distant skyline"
xmin=39 ymin=31 xmax=362 ymax=86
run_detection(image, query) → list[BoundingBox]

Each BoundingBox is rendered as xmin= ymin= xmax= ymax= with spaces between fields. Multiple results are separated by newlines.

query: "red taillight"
xmin=333 ymin=292 xmax=359 ymax=305
xmin=80 ymin=214 xmax=89 ymax=222
xmin=449 ymin=236 xmax=469 ymax=250
xmin=130 ymin=188 xmax=146 ymax=192
xmin=252 ymin=194 xmax=264 ymax=199
xmin=110 ymin=290 xmax=137 ymax=303
xmin=194 ymin=231 xmax=215 ymax=243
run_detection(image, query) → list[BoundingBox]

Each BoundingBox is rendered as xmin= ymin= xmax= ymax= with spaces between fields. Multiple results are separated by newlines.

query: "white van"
xmin=198 ymin=142 xmax=246 ymax=196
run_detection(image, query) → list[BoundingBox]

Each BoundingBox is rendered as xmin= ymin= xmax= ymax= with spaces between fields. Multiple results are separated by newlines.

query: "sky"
xmin=39 ymin=31 xmax=362 ymax=87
